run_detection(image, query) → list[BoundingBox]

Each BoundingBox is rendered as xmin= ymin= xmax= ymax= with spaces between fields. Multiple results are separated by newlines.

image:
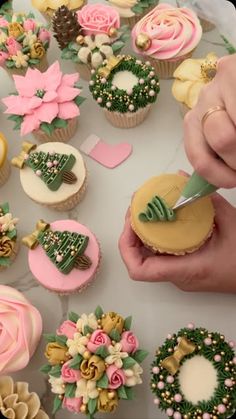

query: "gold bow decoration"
xmin=98 ymin=55 xmax=124 ymax=78
xmin=22 ymin=220 xmax=50 ymax=249
xmin=11 ymin=141 xmax=36 ymax=169
xmin=161 ymin=337 xmax=196 ymax=375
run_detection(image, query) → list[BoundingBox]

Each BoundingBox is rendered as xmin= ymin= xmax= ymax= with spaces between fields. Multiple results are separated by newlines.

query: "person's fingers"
xmin=217 ymin=56 xmax=236 ymax=124
xmin=211 ymin=193 xmax=235 ymax=229
xmin=178 ymin=169 xmax=189 ymax=177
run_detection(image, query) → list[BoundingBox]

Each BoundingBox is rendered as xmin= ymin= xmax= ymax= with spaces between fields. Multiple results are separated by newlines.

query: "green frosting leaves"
xmin=139 ymin=196 xmax=176 ymax=222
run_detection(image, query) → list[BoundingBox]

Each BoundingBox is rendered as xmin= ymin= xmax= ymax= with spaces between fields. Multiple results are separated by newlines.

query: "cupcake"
xmin=23 ymin=219 xmax=101 ymax=295
xmin=107 ymin=0 xmax=159 ymax=28
xmin=0 ymin=376 xmax=49 ymax=418
xmin=40 ymin=306 xmax=148 ymax=415
xmin=172 ymin=52 xmax=218 ymax=116
xmin=53 ymin=4 xmax=129 ymax=81
xmin=132 ymin=3 xmax=202 ymax=79
xmin=176 ymin=0 xmax=215 ymax=32
xmin=0 ymin=12 xmax=50 ymax=77
xmin=151 ymin=323 xmax=236 ymax=419
xmin=12 ymin=141 xmax=87 ymax=211
xmin=0 ymin=132 xmax=10 ymax=186
xmin=89 ymin=55 xmax=160 ymax=128
xmin=0 ymin=285 xmax=42 ymax=374
xmin=32 ymin=0 xmax=87 ymax=22
xmin=0 ymin=0 xmax=12 ymax=16
xmin=2 ymin=61 xmax=85 ymax=143
xmin=130 ymin=173 xmax=214 ymax=254
xmin=0 ymin=202 xmax=19 ymax=270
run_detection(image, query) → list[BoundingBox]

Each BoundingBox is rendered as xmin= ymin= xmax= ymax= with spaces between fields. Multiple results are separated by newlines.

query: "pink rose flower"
xmin=63 ymin=397 xmax=83 ymax=413
xmin=57 ymin=320 xmax=77 ymax=339
xmin=77 ymin=4 xmax=120 ymax=35
xmin=6 ymin=37 xmax=22 ymax=55
xmin=87 ymin=330 xmax=111 ymax=353
xmin=120 ymin=331 xmax=139 ymax=354
xmin=0 ymin=51 xmax=9 ymax=66
xmin=38 ymin=28 xmax=51 ymax=43
xmin=23 ymin=18 xmax=37 ymax=31
xmin=61 ymin=361 xmax=81 ymax=383
xmin=107 ymin=365 xmax=126 ymax=389
xmin=0 ymin=17 xmax=9 ymax=27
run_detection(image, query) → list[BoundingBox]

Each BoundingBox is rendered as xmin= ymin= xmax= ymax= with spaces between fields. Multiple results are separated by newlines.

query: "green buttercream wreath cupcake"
xmin=151 ymin=323 xmax=236 ymax=419
xmin=89 ymin=55 xmax=160 ymax=128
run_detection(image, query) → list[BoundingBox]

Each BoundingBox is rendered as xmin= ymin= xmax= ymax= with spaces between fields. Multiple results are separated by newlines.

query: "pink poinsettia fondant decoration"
xmin=2 ymin=61 xmax=81 ymax=136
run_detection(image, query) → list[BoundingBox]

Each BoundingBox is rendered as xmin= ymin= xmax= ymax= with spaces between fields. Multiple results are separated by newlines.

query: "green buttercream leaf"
xmin=109 ymin=329 xmax=121 ymax=342
xmin=68 ymin=311 xmax=80 ymax=323
xmin=74 ymin=95 xmax=86 ymax=106
xmin=56 ymin=334 xmax=68 ymax=346
xmin=16 ymin=34 xmax=25 ymax=43
xmin=52 ymin=395 xmax=62 ymax=414
xmin=124 ymin=316 xmax=132 ymax=331
xmin=44 ymin=333 xmax=57 ymax=343
xmin=132 ymin=4 xmax=144 ymax=13
xmin=72 ymin=54 xmax=80 ymax=63
xmin=96 ymin=374 xmax=109 ymax=389
xmin=112 ymin=41 xmax=124 ymax=53
xmin=65 ymin=383 xmax=76 ymax=398
xmin=7 ymin=229 xmax=17 ymax=239
xmin=70 ymin=354 xmax=83 ymax=370
xmin=6 ymin=60 xmax=15 ymax=68
xmin=61 ymin=49 xmax=74 ymax=59
xmin=40 ymin=364 xmax=52 ymax=374
xmin=88 ymin=398 xmax=98 ymax=415
xmin=22 ymin=46 xmax=30 ymax=54
xmin=40 ymin=122 xmax=54 ymax=136
xmin=95 ymin=345 xmax=109 ymax=359
xmin=133 ymin=349 xmax=149 ymax=363
xmin=125 ymin=386 xmax=135 ymax=400
xmin=122 ymin=356 xmax=136 ymax=369
xmin=1 ymin=202 xmax=9 ymax=213
xmin=94 ymin=305 xmax=103 ymax=319
xmin=84 ymin=325 xmax=94 ymax=335
xmin=28 ymin=58 xmax=40 ymax=65
xmin=53 ymin=118 xmax=68 ymax=129
xmin=117 ymin=385 xmax=128 ymax=399
xmin=49 ymin=364 xmax=62 ymax=378
xmin=0 ymin=257 xmax=10 ymax=267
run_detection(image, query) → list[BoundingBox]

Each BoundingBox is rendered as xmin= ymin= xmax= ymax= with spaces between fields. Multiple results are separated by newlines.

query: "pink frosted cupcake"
xmin=132 ymin=3 xmax=202 ymax=79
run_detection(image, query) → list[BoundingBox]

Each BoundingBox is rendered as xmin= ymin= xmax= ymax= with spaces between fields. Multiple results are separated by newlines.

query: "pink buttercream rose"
xmin=132 ymin=3 xmax=202 ymax=60
xmin=61 ymin=361 xmax=81 ymax=383
xmin=107 ymin=365 xmax=126 ymax=389
xmin=0 ymin=17 xmax=9 ymax=27
xmin=38 ymin=28 xmax=51 ymax=43
xmin=0 ymin=51 xmax=9 ymax=66
xmin=63 ymin=397 xmax=83 ymax=413
xmin=77 ymin=4 xmax=120 ymax=35
xmin=57 ymin=320 xmax=77 ymax=339
xmin=120 ymin=331 xmax=139 ymax=354
xmin=6 ymin=37 xmax=22 ymax=55
xmin=23 ymin=18 xmax=37 ymax=31
xmin=87 ymin=330 xmax=111 ymax=353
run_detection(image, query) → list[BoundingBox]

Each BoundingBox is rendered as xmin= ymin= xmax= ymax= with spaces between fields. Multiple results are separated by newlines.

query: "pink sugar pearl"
xmin=53 ymin=160 xmax=58 ymax=166
xmin=153 ymin=398 xmax=160 ymax=405
xmin=187 ymin=322 xmax=195 ymax=330
xmin=167 ymin=375 xmax=174 ymax=384
xmin=166 ymin=408 xmax=174 ymax=416
xmin=225 ymin=378 xmax=233 ymax=387
xmin=152 ymin=366 xmax=160 ymax=374
xmin=47 ymin=161 xmax=53 ymax=168
xmin=204 ymin=338 xmax=212 ymax=345
xmin=214 ymin=354 xmax=221 ymax=362
xmin=203 ymin=414 xmax=211 ymax=419
xmin=233 ymin=356 xmax=236 ymax=364
xmin=174 ymin=394 xmax=182 ymax=403
xmin=218 ymin=404 xmax=226 ymax=413
xmin=157 ymin=381 xmax=164 ymax=390
xmin=173 ymin=412 xmax=182 ymax=419
xmin=229 ymin=340 xmax=235 ymax=348
xmin=167 ymin=334 xmax=172 ymax=340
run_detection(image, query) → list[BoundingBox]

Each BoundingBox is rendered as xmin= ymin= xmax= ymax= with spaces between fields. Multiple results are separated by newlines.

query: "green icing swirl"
xmin=139 ymin=196 xmax=176 ymax=222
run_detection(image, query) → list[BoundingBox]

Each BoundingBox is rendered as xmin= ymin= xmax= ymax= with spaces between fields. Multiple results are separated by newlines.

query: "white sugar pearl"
xmin=106 ymin=102 xmax=112 ymax=108
xmin=129 ymin=104 xmax=135 ymax=111
xmin=97 ymin=97 xmax=102 ymax=103
xmin=36 ymin=170 xmax=42 ymax=176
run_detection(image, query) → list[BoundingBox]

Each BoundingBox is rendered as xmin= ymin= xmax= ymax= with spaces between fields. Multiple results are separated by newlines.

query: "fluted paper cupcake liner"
xmin=199 ymin=17 xmax=215 ymax=32
xmin=149 ymin=52 xmax=193 ymax=79
xmin=33 ymin=117 xmax=78 ymax=143
xmin=5 ymin=55 xmax=48 ymax=78
xmin=120 ymin=3 xmax=158 ymax=29
xmin=0 ymin=240 xmax=20 ymax=272
xmin=0 ymin=159 xmax=10 ymax=187
xmin=179 ymin=103 xmax=191 ymax=118
xmin=75 ymin=63 xmax=92 ymax=81
xmin=104 ymin=105 xmax=151 ymax=128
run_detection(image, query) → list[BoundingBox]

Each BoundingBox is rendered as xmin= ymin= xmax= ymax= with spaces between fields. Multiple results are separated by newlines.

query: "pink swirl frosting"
xmin=132 ymin=3 xmax=202 ymax=60
xmin=77 ymin=4 xmax=120 ymax=35
xmin=0 ymin=285 xmax=42 ymax=374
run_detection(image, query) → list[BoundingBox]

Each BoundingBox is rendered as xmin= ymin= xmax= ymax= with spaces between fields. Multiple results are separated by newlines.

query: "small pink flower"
xmin=6 ymin=37 xmax=22 ymax=55
xmin=57 ymin=320 xmax=77 ymax=339
xmin=77 ymin=4 xmax=120 ymax=35
xmin=0 ymin=17 xmax=9 ymax=27
xmin=63 ymin=397 xmax=83 ymax=413
xmin=120 ymin=331 xmax=139 ymax=354
xmin=38 ymin=28 xmax=51 ymax=43
xmin=23 ymin=18 xmax=36 ymax=31
xmin=87 ymin=330 xmax=111 ymax=353
xmin=0 ymin=51 xmax=9 ymax=66
xmin=107 ymin=365 xmax=126 ymax=389
xmin=61 ymin=361 xmax=81 ymax=383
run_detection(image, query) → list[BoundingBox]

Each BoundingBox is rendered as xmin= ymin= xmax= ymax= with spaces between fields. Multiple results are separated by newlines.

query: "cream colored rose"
xmin=108 ymin=0 xmax=137 ymax=17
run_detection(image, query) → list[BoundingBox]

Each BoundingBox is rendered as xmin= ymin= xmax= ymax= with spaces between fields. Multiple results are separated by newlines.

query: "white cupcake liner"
xmin=149 ymin=51 xmax=193 ymax=79
xmin=0 ymin=159 xmax=11 ymax=187
xmin=0 ymin=240 xmax=20 ymax=271
xmin=104 ymin=105 xmax=151 ymax=128
xmin=33 ymin=117 xmax=78 ymax=143
xmin=5 ymin=54 xmax=48 ymax=77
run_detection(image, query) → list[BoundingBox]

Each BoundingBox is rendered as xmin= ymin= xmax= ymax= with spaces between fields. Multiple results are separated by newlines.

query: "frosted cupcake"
xmin=0 ymin=202 xmax=19 ymax=270
xmin=0 ymin=13 xmax=50 ymax=77
xmin=107 ymin=0 xmax=159 ymax=28
xmin=89 ymin=55 xmax=160 ymax=128
xmin=12 ymin=141 xmax=87 ymax=211
xmin=23 ymin=219 xmax=101 ymax=295
xmin=53 ymin=4 xmax=129 ymax=81
xmin=151 ymin=323 xmax=236 ymax=419
xmin=132 ymin=3 xmax=202 ymax=79
xmin=0 ymin=285 xmax=42 ymax=374
xmin=2 ymin=61 xmax=85 ymax=143
xmin=172 ymin=52 xmax=218 ymax=116
xmin=0 ymin=376 xmax=49 ymax=418
xmin=31 ymin=0 xmax=87 ymax=22
xmin=0 ymin=132 xmax=10 ymax=186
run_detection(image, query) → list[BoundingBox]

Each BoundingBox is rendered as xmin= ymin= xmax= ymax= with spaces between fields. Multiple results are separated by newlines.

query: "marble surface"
xmin=0 ymin=2 xmax=236 ymax=418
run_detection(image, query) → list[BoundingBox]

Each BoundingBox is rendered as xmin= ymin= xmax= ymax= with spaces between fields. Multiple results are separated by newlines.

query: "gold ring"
xmin=201 ymin=105 xmax=226 ymax=128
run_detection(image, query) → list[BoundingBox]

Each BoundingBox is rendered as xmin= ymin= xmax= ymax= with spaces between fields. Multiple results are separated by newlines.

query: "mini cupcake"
xmin=176 ymin=0 xmax=215 ymax=32
xmin=107 ymin=0 xmax=159 ymax=28
xmin=2 ymin=61 xmax=85 ymax=143
xmin=0 ymin=376 xmax=49 ymax=418
xmin=0 ymin=132 xmax=10 ymax=186
xmin=132 ymin=3 xmax=202 ymax=79
xmin=12 ymin=141 xmax=87 ymax=211
xmin=0 ymin=12 xmax=50 ymax=77
xmin=0 ymin=202 xmax=19 ymax=270
xmin=23 ymin=219 xmax=101 ymax=295
xmin=53 ymin=4 xmax=129 ymax=81
xmin=40 ymin=306 xmax=148 ymax=415
xmin=130 ymin=173 xmax=214 ymax=254
xmin=32 ymin=0 xmax=87 ymax=22
xmin=151 ymin=323 xmax=236 ymax=419
xmin=89 ymin=55 xmax=160 ymax=128
xmin=172 ymin=52 xmax=218 ymax=116
xmin=0 ymin=285 xmax=42 ymax=374
xmin=0 ymin=0 xmax=13 ymax=16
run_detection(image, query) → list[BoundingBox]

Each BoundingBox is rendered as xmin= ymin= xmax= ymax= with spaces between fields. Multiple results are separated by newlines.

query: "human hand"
xmin=184 ymin=53 xmax=236 ymax=188
xmin=119 ymin=193 xmax=236 ymax=293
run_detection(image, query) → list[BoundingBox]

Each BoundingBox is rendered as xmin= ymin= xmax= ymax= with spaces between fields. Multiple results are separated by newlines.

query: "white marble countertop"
xmin=0 ymin=2 xmax=236 ymax=418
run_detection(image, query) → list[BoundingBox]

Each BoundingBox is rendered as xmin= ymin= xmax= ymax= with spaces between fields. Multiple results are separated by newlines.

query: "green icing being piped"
xmin=139 ymin=196 xmax=176 ymax=222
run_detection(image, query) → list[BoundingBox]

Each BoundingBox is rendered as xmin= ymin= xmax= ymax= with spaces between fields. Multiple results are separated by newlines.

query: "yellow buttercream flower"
xmin=30 ymin=42 xmax=45 ymax=59
xmin=97 ymin=389 xmax=118 ymax=413
xmin=80 ymin=355 xmax=105 ymax=381
xmin=172 ymin=52 xmax=218 ymax=109
xmin=45 ymin=342 xmax=70 ymax=365
xmin=8 ymin=22 xmax=24 ymax=38
xmin=101 ymin=312 xmax=124 ymax=334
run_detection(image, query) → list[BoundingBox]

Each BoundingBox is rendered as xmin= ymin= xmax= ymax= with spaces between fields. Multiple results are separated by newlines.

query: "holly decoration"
xmin=52 ymin=5 xmax=81 ymax=50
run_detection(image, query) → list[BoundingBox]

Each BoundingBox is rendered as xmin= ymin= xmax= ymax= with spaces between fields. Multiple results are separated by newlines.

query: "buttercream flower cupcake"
xmin=172 ymin=52 xmax=218 ymax=116
xmin=151 ymin=323 xmax=236 ymax=419
xmin=130 ymin=173 xmax=214 ymax=254
xmin=12 ymin=141 xmax=87 ymax=211
xmin=0 ymin=202 xmax=19 ymax=270
xmin=89 ymin=55 xmax=160 ymax=128
xmin=132 ymin=3 xmax=202 ymax=79
xmin=0 ymin=132 xmax=10 ymax=186
xmin=40 ymin=306 xmax=148 ymax=416
xmin=23 ymin=220 xmax=101 ymax=294
xmin=0 ymin=285 xmax=42 ymax=374
xmin=0 ymin=376 xmax=49 ymax=418
xmin=107 ymin=0 xmax=159 ymax=28
xmin=32 ymin=0 xmax=87 ymax=22
xmin=2 ymin=61 xmax=85 ymax=142
xmin=0 ymin=13 xmax=50 ymax=77
xmin=53 ymin=4 xmax=129 ymax=81
xmin=176 ymin=0 xmax=215 ymax=32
